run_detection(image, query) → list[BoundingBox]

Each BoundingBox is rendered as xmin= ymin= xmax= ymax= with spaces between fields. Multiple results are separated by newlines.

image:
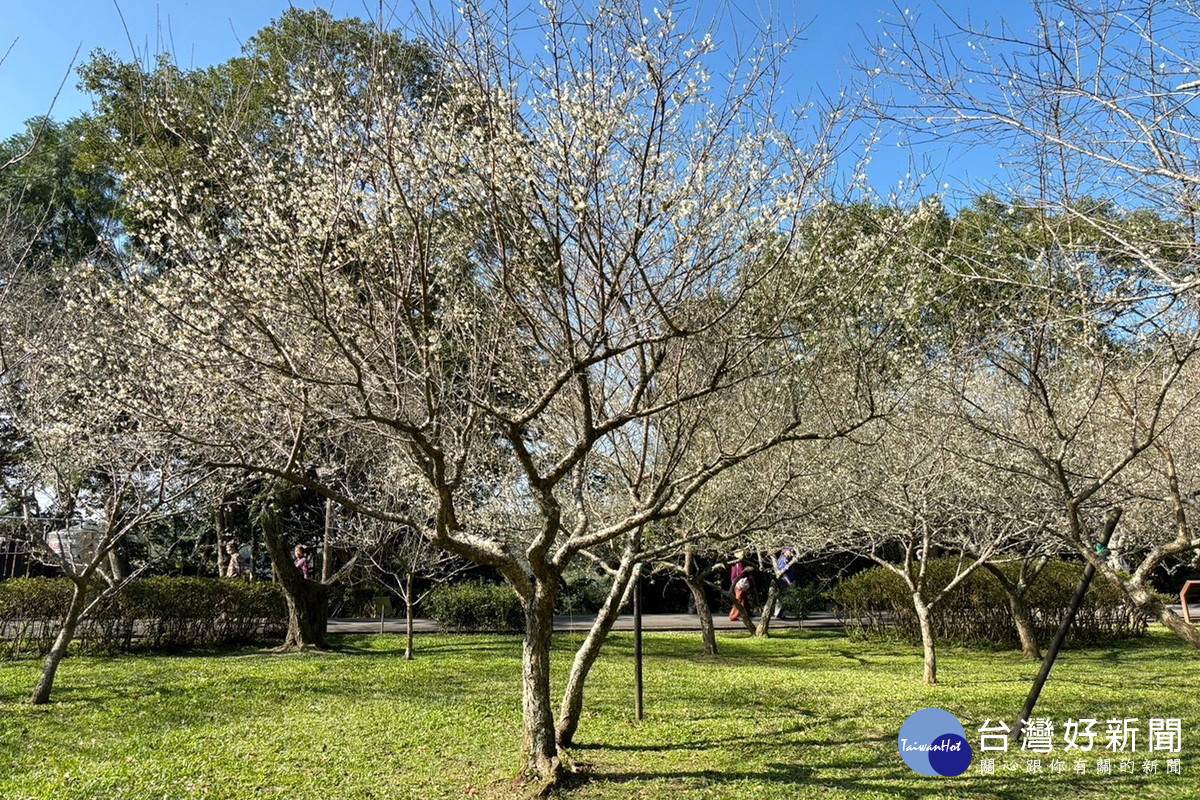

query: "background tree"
xmin=980 ymin=541 xmax=1055 ymax=660
xmin=815 ymin=401 xmax=1026 ymax=684
xmin=357 ymin=514 xmax=472 ymax=661
xmin=75 ymin=7 xmax=435 ymax=263
xmin=648 ymin=540 xmax=725 ymax=654
xmin=873 ymin=0 xmax=1200 ymax=649
xmin=0 ymin=117 xmax=118 ymax=272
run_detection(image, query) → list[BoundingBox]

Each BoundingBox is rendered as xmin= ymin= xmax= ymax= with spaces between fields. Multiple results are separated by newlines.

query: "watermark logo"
xmin=898 ymin=708 xmax=973 ymax=776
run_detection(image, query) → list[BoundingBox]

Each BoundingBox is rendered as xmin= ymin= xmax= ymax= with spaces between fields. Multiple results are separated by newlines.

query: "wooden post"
xmin=322 ymin=497 xmax=334 ymax=583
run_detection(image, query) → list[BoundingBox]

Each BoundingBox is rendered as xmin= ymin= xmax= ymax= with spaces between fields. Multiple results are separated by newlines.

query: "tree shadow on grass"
xmin=0 ymin=688 xmax=35 ymax=705
xmin=830 ymin=648 xmax=875 ymax=666
xmin=561 ymin=757 xmax=954 ymax=800
xmin=334 ymin=640 xmax=520 ymax=659
xmin=563 ymin=757 xmax=1152 ymax=800
xmin=572 ymin=727 xmax=892 ymax=755
xmin=559 ymin=762 xmax=821 ymax=796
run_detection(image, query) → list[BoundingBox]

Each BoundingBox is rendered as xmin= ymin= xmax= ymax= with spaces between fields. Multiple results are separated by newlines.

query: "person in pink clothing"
xmin=729 ymin=551 xmax=752 ymax=621
xmin=293 ymin=545 xmax=311 ymax=580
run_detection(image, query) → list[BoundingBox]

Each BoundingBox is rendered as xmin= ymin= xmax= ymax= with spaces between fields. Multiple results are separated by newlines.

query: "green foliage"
xmin=0 ymin=578 xmax=72 ymax=656
xmin=755 ymin=195 xmax=1194 ymax=371
xmin=831 ymin=558 xmax=1149 ymax=647
xmin=0 ymin=577 xmax=285 ymax=657
xmin=0 ymin=116 xmax=118 ymax=268
xmin=417 ymin=570 xmax=667 ymax=626
xmin=557 ymin=572 xmax=611 ymax=615
xmin=425 ymin=582 xmax=523 ymax=632
xmin=778 ymin=584 xmax=825 ymax=620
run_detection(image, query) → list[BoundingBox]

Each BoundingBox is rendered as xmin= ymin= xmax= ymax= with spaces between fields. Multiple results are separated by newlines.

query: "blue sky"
xmin=0 ymin=1 xmax=1041 ymax=193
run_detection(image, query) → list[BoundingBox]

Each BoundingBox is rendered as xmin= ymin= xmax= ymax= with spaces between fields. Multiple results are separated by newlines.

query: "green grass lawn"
xmin=1 ymin=629 xmax=1197 ymax=799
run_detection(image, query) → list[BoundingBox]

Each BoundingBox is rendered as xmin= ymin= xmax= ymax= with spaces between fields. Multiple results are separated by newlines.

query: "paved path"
xmin=329 ymin=604 xmax=1200 ymax=635
xmin=328 ymin=611 xmax=846 ymax=635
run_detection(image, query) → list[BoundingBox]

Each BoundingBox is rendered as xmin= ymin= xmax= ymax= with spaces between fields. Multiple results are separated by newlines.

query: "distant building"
xmin=44 ymin=521 xmax=108 ymax=573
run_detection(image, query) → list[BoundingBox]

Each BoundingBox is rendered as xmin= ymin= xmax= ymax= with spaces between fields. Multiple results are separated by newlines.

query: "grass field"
xmin=1 ymin=629 xmax=1197 ymax=799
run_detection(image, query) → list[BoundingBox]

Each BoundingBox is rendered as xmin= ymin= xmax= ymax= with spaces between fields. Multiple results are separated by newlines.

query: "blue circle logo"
xmin=897 ymin=708 xmax=973 ymax=776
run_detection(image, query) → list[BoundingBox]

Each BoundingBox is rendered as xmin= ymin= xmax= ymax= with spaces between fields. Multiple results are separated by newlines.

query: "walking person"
xmin=729 ymin=551 xmax=754 ymax=621
xmin=774 ymin=547 xmax=798 ymax=618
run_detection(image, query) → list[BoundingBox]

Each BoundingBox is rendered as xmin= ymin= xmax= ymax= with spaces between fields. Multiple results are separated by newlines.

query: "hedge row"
xmin=0 ymin=577 xmax=286 ymax=657
xmin=831 ymin=559 xmax=1150 ymax=647
xmin=425 ymin=582 xmax=524 ymax=631
xmin=423 ymin=576 xmax=625 ymax=630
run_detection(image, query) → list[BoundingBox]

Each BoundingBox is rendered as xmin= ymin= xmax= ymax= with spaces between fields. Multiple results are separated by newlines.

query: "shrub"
xmin=0 ymin=578 xmax=73 ymax=657
xmin=0 ymin=577 xmax=286 ymax=657
xmin=557 ymin=573 xmax=610 ymax=615
xmin=426 ymin=582 xmax=523 ymax=632
xmin=830 ymin=558 xmax=1150 ymax=648
xmin=779 ymin=584 xmax=825 ymax=620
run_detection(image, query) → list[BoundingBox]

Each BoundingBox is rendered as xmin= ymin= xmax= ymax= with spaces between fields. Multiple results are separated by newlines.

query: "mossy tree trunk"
xmin=913 ymin=594 xmax=937 ymax=685
xmin=755 ymin=580 xmax=780 ymax=637
xmin=257 ymin=484 xmax=328 ymax=651
xmin=684 ymin=574 xmax=718 ymax=655
xmin=982 ymin=562 xmax=1041 ymax=660
xmin=1008 ymin=592 xmax=1042 ymax=660
xmin=1127 ymin=581 xmax=1200 ymax=647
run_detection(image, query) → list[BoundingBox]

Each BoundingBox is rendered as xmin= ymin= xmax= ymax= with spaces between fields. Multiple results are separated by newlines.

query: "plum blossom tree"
xmin=4 ymin=263 xmax=208 ymax=705
xmin=111 ymin=1 xmax=890 ymax=783
xmin=356 ymin=511 xmax=472 ymax=661
xmin=811 ymin=401 xmax=1030 ymax=685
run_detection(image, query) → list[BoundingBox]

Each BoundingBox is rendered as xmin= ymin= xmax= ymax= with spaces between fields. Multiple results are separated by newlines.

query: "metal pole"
xmin=1014 ymin=509 xmax=1122 ymax=741
xmin=634 ymin=563 xmax=644 ymax=721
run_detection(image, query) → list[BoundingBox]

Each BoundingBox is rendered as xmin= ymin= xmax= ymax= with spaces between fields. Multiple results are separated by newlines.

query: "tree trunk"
xmin=730 ymin=591 xmax=757 ymax=633
xmin=1157 ymin=605 xmax=1200 ymax=646
xmin=404 ymin=571 xmax=415 ymax=661
xmin=280 ymin=580 xmax=329 ymax=650
xmin=684 ymin=575 xmax=717 ymax=656
xmin=1128 ymin=582 xmax=1200 ymax=647
xmin=105 ymin=546 xmax=129 ymax=583
xmin=755 ymin=580 xmax=780 ymax=637
xmin=521 ymin=587 xmax=562 ymax=784
xmin=556 ymin=554 xmax=639 ymax=747
xmin=258 ymin=490 xmax=328 ymax=650
xmin=983 ymin=562 xmax=1041 ymax=659
xmin=215 ymin=504 xmax=226 ymax=577
xmin=914 ymin=596 xmax=937 ymax=685
xmin=1008 ymin=592 xmax=1041 ymax=660
xmin=249 ymin=525 xmax=259 ymax=580
xmin=31 ymin=579 xmax=87 ymax=705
